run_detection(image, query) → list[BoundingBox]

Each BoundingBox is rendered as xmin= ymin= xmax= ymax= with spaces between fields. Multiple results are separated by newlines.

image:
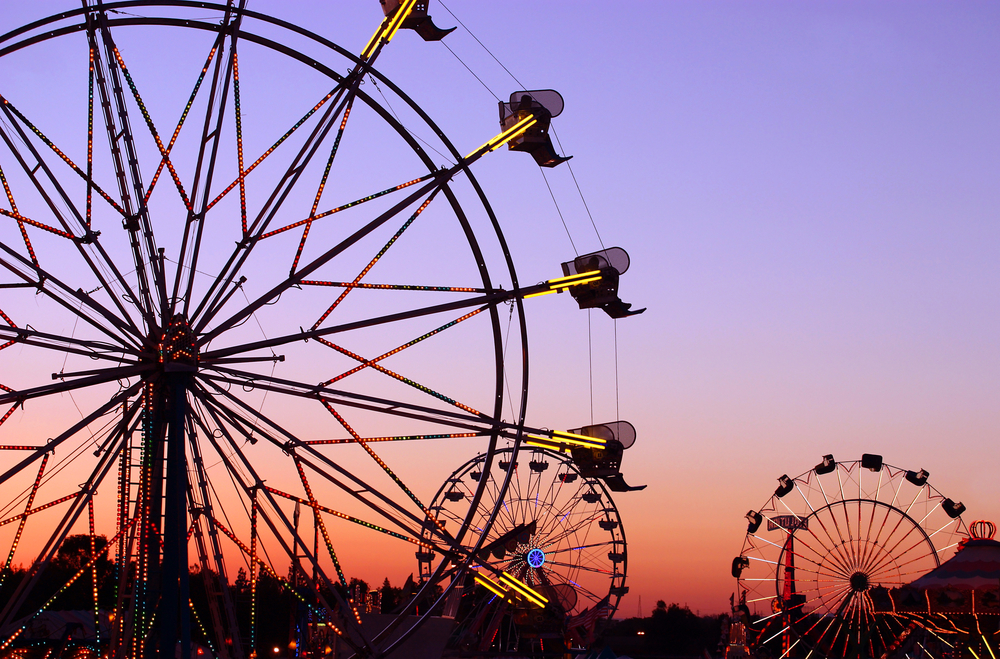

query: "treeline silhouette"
xmin=600 ymin=600 xmax=724 ymax=658
xmin=0 ymin=534 xmax=431 ymax=652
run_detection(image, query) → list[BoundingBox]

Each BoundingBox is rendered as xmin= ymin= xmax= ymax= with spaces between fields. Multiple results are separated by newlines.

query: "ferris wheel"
xmin=0 ymin=2 xmax=642 ymax=657
xmin=733 ymin=454 xmax=968 ymax=659
xmin=419 ymin=434 xmax=636 ymax=655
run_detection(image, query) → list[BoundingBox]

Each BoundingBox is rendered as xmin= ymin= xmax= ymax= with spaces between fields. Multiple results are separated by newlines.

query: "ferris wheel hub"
xmin=526 ymin=548 xmax=545 ymax=569
xmin=849 ymin=572 xmax=870 ymax=592
xmin=157 ymin=314 xmax=199 ymax=372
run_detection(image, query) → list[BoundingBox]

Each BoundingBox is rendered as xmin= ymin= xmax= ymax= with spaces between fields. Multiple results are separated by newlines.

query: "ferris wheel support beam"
xmin=158 ymin=372 xmax=192 ymax=659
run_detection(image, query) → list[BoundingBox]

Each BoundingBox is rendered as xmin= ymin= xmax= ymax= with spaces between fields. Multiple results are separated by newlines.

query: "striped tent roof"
xmin=908 ymin=538 xmax=1000 ymax=590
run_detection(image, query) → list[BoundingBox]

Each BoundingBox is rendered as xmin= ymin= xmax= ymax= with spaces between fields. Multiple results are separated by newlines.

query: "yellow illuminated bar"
xmin=525 ymin=431 xmax=605 ymax=451
xmin=474 ymin=572 xmax=509 ymax=599
xmin=361 ymin=0 xmax=418 ymax=60
xmin=551 ymin=275 xmax=602 ymax=290
xmin=553 ymin=430 xmax=606 ymax=448
xmin=466 ymin=115 xmax=537 ymax=160
xmin=525 ymin=436 xmax=566 ymax=452
xmin=385 ymin=0 xmax=418 ymax=43
xmin=500 ymin=572 xmax=548 ymax=607
xmin=547 ymin=270 xmax=601 ymax=286
xmin=524 ymin=289 xmax=557 ymax=299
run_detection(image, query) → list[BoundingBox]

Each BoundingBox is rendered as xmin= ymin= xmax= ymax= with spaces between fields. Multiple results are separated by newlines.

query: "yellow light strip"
xmin=385 ymin=0 xmax=418 ymax=43
xmin=525 ymin=438 xmax=567 ymax=453
xmin=553 ymin=430 xmax=606 ymax=447
xmin=361 ymin=0 xmax=418 ymax=59
xmin=983 ymin=637 xmax=997 ymax=659
xmin=547 ymin=269 xmax=601 ymax=285
xmin=474 ymin=573 xmax=509 ymax=599
xmin=361 ymin=25 xmax=385 ymax=60
xmin=466 ymin=116 xmax=536 ymax=160
xmin=524 ymin=289 xmax=557 ymax=299
xmin=500 ymin=572 xmax=548 ymax=606
xmin=526 ymin=431 xmax=605 ymax=450
xmin=551 ymin=275 xmax=602 ymax=290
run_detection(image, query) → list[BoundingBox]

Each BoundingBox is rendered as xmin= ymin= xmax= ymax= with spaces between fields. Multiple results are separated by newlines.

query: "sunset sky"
xmin=0 ymin=0 xmax=997 ymax=620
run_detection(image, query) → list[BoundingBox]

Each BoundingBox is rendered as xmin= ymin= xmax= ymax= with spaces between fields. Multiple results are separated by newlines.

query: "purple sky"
xmin=0 ymin=1 xmax=997 ymax=618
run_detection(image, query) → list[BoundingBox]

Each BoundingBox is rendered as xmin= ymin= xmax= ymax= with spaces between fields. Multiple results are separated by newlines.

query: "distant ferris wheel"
xmin=733 ymin=454 xmax=968 ymax=659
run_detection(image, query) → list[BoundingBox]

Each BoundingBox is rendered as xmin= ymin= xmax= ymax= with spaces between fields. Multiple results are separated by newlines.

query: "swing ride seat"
xmin=560 ymin=248 xmax=646 ymax=319
xmin=380 ymin=0 xmax=456 ymax=41
xmin=567 ymin=421 xmax=646 ymax=491
xmin=499 ymin=90 xmax=572 ymax=168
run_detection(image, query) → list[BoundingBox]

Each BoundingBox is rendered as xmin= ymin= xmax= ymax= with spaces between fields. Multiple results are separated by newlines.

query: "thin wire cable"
xmin=439 ymin=41 xmax=500 ymax=102
xmin=437 ymin=1 xmax=529 ymax=91
xmin=552 ymin=126 xmax=606 ymax=251
xmin=588 ymin=310 xmax=593 ymax=424
xmin=367 ymin=74 xmax=453 ymax=164
xmin=539 ymin=169 xmax=577 ymax=256
xmin=614 ymin=320 xmax=619 ymax=421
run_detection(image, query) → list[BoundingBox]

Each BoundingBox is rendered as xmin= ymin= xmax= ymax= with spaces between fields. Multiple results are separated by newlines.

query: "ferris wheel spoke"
xmin=174 ymin=5 xmax=248 ymax=318
xmin=199 ymin=367 xmax=490 ymax=437
xmin=774 ymin=497 xmax=853 ymax=577
xmin=189 ymin=394 xmax=374 ymax=653
xmin=798 ymin=499 xmax=858 ymax=577
xmin=0 ymin=363 xmax=151 ymax=407
xmin=544 ymin=541 xmax=616 ymax=556
xmin=533 ymin=486 xmax=599 ymax=541
xmin=535 ymin=497 xmax=599 ymax=547
xmin=0 ymin=246 xmax=146 ymax=348
xmin=0 ymin=144 xmax=147 ymax=340
xmin=318 ymin=306 xmax=487 ymax=387
xmin=192 ymin=383 xmax=448 ymax=544
xmin=103 ymin=32 xmax=193 ymax=213
xmin=289 ymin=92 xmax=360 ymax=274
xmin=544 ymin=559 xmax=612 ymax=576
xmin=857 ymin=472 xmax=885 ymax=573
xmin=318 ymin=400 xmax=449 ymax=536
xmin=865 ymin=519 xmax=936 ymax=578
xmin=530 ymin=476 xmax=575 ymax=541
xmin=191 ymin=79 xmax=361 ymax=329
xmin=0 ymin=414 xmax=126 ymax=631
xmin=865 ymin=538 xmax=938 ymax=581
xmin=261 ymin=173 xmax=437 ymax=242
xmin=542 ymin=569 xmax=606 ymax=605
xmin=196 ymin=175 xmax=447 ymax=339
xmin=0 ymin=93 xmax=127 ymax=222
xmin=87 ymin=17 xmax=165 ymax=322
xmin=309 ymin=186 xmax=445 ymax=330
xmin=770 ymin=516 xmax=854 ymax=579
xmin=203 ymin=279 xmax=507 ymax=360
xmin=539 ymin=512 xmax=605 ymax=550
xmin=0 ymin=380 xmax=139 ymax=487
xmin=140 ymin=31 xmax=222 ymax=210
xmin=0 ymin=325 xmax=140 ymax=363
